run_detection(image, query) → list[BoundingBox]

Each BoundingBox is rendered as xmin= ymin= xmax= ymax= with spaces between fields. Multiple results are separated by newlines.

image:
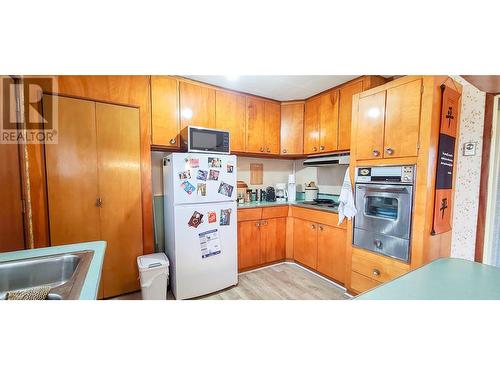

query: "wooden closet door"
xmin=215 ymin=90 xmax=246 ymax=152
xmin=304 ymin=97 xmax=320 ymax=154
xmin=355 ymin=91 xmax=386 ymax=160
xmin=43 ymin=95 xmax=101 ymax=245
xmin=319 ymin=90 xmax=339 ymax=152
xmin=0 ymin=77 xmax=25 ymax=251
xmin=96 ymin=103 xmax=143 ymax=298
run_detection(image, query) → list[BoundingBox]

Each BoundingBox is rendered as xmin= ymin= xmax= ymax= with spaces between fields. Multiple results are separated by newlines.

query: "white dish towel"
xmin=338 ymin=168 xmax=357 ymax=225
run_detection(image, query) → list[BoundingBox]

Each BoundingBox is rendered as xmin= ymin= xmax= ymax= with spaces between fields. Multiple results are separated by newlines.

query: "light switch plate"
xmin=463 ymin=142 xmax=477 ymax=156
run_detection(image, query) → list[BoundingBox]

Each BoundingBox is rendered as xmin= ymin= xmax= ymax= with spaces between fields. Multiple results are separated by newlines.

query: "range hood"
xmin=303 ymin=152 xmax=350 ymax=167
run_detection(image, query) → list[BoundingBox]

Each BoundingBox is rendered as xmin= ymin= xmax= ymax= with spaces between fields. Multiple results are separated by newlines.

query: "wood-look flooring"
xmin=111 ymin=263 xmax=348 ymax=300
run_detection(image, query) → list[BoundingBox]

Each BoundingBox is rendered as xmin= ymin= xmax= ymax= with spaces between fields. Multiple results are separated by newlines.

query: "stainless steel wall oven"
xmin=353 ymin=165 xmax=415 ymax=262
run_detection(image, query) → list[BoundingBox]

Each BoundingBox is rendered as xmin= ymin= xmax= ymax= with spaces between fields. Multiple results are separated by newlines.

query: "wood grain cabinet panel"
xmin=245 ymin=96 xmax=266 ymax=153
xmin=293 ymin=218 xmax=318 ymax=269
xmin=384 ymin=79 xmax=422 ymax=158
xmin=151 ymin=76 xmax=179 ymax=147
xmin=304 ymin=96 xmax=320 ymax=154
xmin=238 ymin=220 xmax=262 ymax=270
xmin=280 ymin=102 xmax=304 ymax=155
xmin=355 ymin=91 xmax=386 ymax=160
xmin=317 ymin=224 xmax=346 ymax=284
xmin=351 ymin=271 xmax=381 ymax=294
xmin=96 ymin=103 xmax=143 ymax=298
xmin=260 ymin=218 xmax=286 ymax=263
xmin=179 ymin=81 xmax=215 ymax=130
xmin=215 ymin=90 xmax=246 ymax=152
xmin=43 ymin=95 xmax=101 ymax=246
xmin=338 ymin=80 xmax=364 ymax=151
xmin=264 ymin=101 xmax=281 ymax=155
xmin=319 ymin=90 xmax=339 ymax=152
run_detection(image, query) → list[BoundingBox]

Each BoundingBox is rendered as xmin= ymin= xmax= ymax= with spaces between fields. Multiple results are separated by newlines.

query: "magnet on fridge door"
xmin=197 ymin=183 xmax=207 ymax=196
xmin=189 ymin=158 xmax=200 ymax=168
xmin=180 ymin=180 xmax=196 ymax=195
xmin=218 ymin=181 xmax=234 ymax=197
xmin=196 ymin=169 xmax=208 ymax=181
xmin=208 ymin=157 xmax=222 ymax=168
xmin=199 ymin=229 xmax=221 ymax=259
xmin=178 ymin=170 xmax=191 ymax=180
xmin=220 ymin=208 xmax=232 ymax=226
xmin=208 ymin=211 xmax=217 ymax=223
xmin=208 ymin=169 xmax=220 ymax=181
xmin=188 ymin=211 xmax=204 ymax=228
xmin=227 ymin=164 xmax=234 ymax=173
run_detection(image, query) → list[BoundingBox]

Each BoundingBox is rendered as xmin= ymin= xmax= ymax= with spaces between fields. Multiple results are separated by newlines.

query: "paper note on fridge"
xmin=199 ymin=229 xmax=222 ymax=259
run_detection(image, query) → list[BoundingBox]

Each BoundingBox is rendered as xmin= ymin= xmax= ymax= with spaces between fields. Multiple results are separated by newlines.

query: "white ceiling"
xmin=184 ymin=75 xmax=363 ymax=101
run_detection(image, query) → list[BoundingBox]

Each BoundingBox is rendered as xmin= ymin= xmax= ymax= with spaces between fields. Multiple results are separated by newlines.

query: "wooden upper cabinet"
xmin=264 ymin=101 xmax=281 ymax=155
xmin=338 ymin=80 xmax=364 ymax=151
xmin=179 ymin=81 xmax=215 ymax=130
xmin=215 ymin=90 xmax=246 ymax=152
xmin=293 ymin=218 xmax=318 ymax=269
xmin=304 ymin=96 xmax=320 ymax=154
xmin=151 ymin=76 xmax=179 ymax=147
xmin=280 ymin=102 xmax=304 ymax=155
xmin=356 ymin=91 xmax=386 ymax=160
xmin=246 ymin=96 xmax=266 ymax=153
xmin=384 ymin=79 xmax=422 ymax=158
xmin=317 ymin=224 xmax=346 ymax=284
xmin=319 ymin=90 xmax=339 ymax=153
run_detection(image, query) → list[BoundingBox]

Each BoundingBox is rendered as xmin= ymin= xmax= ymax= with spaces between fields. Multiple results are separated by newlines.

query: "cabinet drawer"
xmin=351 ymin=248 xmax=409 ymax=283
xmin=351 ymin=271 xmax=381 ymax=294
xmin=290 ymin=206 xmax=345 ymax=228
xmin=237 ymin=208 xmax=262 ymax=222
xmin=262 ymin=206 xmax=289 ymax=219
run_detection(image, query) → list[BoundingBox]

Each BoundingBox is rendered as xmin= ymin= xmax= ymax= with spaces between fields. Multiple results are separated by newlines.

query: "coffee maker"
xmin=275 ymin=183 xmax=288 ymax=202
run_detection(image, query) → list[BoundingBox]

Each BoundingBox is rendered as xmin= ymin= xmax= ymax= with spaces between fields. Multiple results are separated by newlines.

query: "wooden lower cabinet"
xmin=238 ymin=215 xmax=286 ymax=271
xmin=293 ymin=217 xmax=346 ymax=284
xmin=350 ymin=271 xmax=381 ymax=294
xmin=238 ymin=220 xmax=262 ymax=270
xmin=317 ymin=224 xmax=346 ymax=284
xmin=293 ymin=218 xmax=318 ymax=269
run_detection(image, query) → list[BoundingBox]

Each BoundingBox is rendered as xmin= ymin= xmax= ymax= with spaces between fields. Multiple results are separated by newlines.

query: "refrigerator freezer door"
xmin=171 ymin=201 xmax=237 ymax=299
xmin=167 ymin=152 xmax=237 ymax=205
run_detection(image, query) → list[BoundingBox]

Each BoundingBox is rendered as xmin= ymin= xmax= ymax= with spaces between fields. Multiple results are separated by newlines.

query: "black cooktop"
xmin=302 ymin=198 xmax=339 ymax=208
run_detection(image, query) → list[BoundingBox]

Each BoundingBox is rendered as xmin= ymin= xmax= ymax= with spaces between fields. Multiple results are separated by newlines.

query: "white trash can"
xmin=137 ymin=253 xmax=169 ymax=300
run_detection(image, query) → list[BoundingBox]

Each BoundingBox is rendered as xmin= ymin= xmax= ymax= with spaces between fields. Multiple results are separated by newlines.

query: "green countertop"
xmin=0 ymin=241 xmax=106 ymax=300
xmin=356 ymin=258 xmax=500 ymax=300
xmin=238 ymin=200 xmax=339 ymax=214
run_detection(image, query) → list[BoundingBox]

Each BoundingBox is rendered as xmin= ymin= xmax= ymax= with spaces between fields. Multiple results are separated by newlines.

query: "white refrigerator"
xmin=163 ymin=152 xmax=238 ymax=299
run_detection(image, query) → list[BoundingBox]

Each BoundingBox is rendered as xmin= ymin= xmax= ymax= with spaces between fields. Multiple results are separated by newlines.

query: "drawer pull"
xmin=282 ymin=149 xmax=287 ymax=153
xmin=374 ymin=239 xmax=383 ymax=249
xmin=169 ymin=138 xmax=176 ymax=145
xmin=372 ymin=268 xmax=381 ymax=277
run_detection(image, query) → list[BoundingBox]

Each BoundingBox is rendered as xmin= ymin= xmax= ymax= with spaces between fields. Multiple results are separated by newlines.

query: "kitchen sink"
xmin=0 ymin=251 xmax=93 ymax=300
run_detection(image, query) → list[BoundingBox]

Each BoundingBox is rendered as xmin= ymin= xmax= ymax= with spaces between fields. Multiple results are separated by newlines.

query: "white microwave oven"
xmin=180 ymin=126 xmax=230 ymax=154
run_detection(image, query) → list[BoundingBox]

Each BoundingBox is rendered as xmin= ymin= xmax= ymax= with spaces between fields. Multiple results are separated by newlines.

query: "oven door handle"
xmin=357 ymin=186 xmax=409 ymax=194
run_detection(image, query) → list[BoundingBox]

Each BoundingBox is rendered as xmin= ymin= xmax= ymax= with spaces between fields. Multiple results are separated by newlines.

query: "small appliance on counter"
xmin=275 ymin=183 xmax=287 ymax=202
xmin=304 ymin=182 xmax=319 ymax=201
xmin=287 ymin=174 xmax=296 ymax=203
xmin=265 ymin=186 xmax=276 ymax=202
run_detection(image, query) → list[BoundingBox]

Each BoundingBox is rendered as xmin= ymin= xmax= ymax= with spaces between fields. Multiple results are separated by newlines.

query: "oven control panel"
xmin=355 ymin=165 xmax=415 ymax=184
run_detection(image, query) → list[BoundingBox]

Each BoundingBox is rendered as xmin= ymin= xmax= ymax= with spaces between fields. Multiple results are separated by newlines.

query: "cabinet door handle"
xmin=318 ymin=225 xmax=324 ymax=231
xmin=282 ymin=149 xmax=287 ymax=153
xmin=374 ymin=239 xmax=383 ymax=249
xmin=312 ymin=146 xmax=317 ymax=152
xmin=261 ymin=220 xmax=267 ymax=226
xmin=373 ymin=149 xmax=380 ymax=157
xmin=169 ymin=138 xmax=176 ymax=145
xmin=255 ymin=222 xmax=260 ymax=227
xmin=320 ymin=146 xmax=325 ymax=151
xmin=266 ymin=148 xmax=270 ymax=153
xmin=311 ymin=224 xmax=316 ymax=230
xmin=95 ymin=197 xmax=103 ymax=207
xmin=372 ymin=268 xmax=381 ymax=277
xmin=386 ymin=147 xmax=394 ymax=155
xmin=260 ymin=147 xmax=264 ymax=152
